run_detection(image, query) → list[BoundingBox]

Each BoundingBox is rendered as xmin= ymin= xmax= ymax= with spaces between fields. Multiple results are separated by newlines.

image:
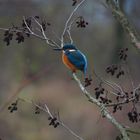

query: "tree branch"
xmin=61 ymin=0 xmax=86 ymax=47
xmin=30 ymin=17 xmax=60 ymax=48
xmin=72 ymin=73 xmax=130 ymax=140
xmin=0 ymin=27 xmax=45 ymax=40
xmin=106 ymin=0 xmax=140 ymax=49
xmin=19 ymin=98 xmax=85 ymax=140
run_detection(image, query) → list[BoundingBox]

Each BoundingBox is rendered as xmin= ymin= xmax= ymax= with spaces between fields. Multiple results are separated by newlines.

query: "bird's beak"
xmin=53 ymin=48 xmax=63 ymax=51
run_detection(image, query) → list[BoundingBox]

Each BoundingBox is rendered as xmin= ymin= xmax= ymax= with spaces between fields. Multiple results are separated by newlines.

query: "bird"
xmin=54 ymin=44 xmax=87 ymax=76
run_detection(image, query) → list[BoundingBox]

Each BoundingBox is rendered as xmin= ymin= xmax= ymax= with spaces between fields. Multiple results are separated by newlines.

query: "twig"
xmin=106 ymin=80 xmax=125 ymax=95
xmin=61 ymin=0 xmax=86 ymax=47
xmin=67 ymin=16 xmax=81 ymax=44
xmin=51 ymin=30 xmax=62 ymax=43
xmin=126 ymin=129 xmax=140 ymax=135
xmin=67 ymin=25 xmax=73 ymax=44
xmin=0 ymin=27 xmax=45 ymax=40
xmin=106 ymin=83 xmax=140 ymax=107
xmin=105 ymin=96 xmax=136 ymax=107
xmin=93 ymin=70 xmax=125 ymax=96
xmin=31 ymin=17 xmax=60 ymax=48
xmin=23 ymin=16 xmax=34 ymax=34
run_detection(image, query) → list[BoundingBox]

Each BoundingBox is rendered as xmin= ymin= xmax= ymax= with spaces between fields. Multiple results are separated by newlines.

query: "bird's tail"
xmin=83 ymin=67 xmax=88 ymax=78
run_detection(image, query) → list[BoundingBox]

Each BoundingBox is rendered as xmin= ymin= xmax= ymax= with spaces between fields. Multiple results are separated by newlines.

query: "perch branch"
xmin=73 ymin=73 xmax=130 ymax=140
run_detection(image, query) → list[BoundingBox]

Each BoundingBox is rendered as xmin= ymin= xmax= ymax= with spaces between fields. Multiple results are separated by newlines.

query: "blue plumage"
xmin=64 ymin=44 xmax=87 ymax=75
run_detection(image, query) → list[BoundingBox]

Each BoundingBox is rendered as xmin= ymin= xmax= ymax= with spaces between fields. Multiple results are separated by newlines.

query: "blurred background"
xmin=0 ymin=0 xmax=140 ymax=140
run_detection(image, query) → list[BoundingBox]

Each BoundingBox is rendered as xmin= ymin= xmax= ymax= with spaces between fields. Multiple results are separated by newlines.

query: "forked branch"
xmin=61 ymin=0 xmax=86 ymax=47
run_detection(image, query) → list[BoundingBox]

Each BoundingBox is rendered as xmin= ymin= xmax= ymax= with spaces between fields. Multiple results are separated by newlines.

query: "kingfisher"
xmin=54 ymin=44 xmax=87 ymax=76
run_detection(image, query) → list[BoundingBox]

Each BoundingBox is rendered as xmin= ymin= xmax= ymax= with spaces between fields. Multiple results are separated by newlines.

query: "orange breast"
xmin=62 ymin=52 xmax=77 ymax=73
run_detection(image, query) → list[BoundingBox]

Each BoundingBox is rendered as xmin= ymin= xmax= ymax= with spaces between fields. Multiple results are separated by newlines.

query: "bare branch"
xmin=67 ymin=25 xmax=73 ymax=44
xmin=0 ymin=27 xmax=45 ymax=40
xmin=126 ymin=129 xmax=140 ymax=135
xmin=105 ymin=96 xmax=136 ymax=107
xmin=106 ymin=80 xmax=125 ymax=95
xmin=31 ymin=17 xmax=60 ymax=48
xmin=23 ymin=16 xmax=34 ymax=34
xmin=66 ymin=16 xmax=81 ymax=44
xmin=93 ymin=70 xmax=125 ymax=96
xmin=61 ymin=0 xmax=86 ymax=47
xmin=19 ymin=98 xmax=85 ymax=140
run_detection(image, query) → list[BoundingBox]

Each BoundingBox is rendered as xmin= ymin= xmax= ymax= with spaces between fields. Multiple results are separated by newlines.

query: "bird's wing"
xmin=65 ymin=50 xmax=87 ymax=72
